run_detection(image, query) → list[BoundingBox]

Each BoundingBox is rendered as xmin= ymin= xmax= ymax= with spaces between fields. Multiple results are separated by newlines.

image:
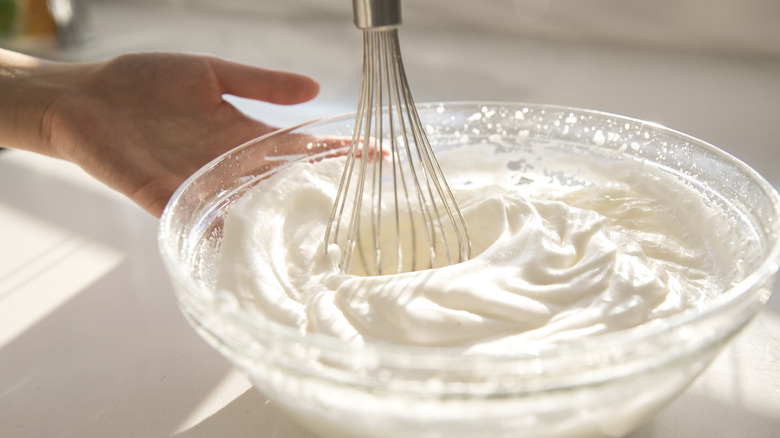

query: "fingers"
xmin=209 ymin=56 xmax=320 ymax=105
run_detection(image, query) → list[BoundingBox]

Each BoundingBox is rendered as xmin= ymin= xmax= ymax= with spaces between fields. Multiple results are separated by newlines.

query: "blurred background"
xmin=3 ymin=0 xmax=779 ymax=180
xmin=5 ymin=0 xmax=780 ymax=56
xmin=2 ymin=1 xmax=779 ymax=437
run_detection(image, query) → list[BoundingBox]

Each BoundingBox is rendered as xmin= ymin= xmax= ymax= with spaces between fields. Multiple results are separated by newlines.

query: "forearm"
xmin=0 ymin=48 xmax=67 ymax=157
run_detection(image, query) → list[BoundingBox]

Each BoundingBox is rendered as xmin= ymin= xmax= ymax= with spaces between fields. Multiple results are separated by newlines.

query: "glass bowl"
xmin=159 ymin=102 xmax=780 ymax=438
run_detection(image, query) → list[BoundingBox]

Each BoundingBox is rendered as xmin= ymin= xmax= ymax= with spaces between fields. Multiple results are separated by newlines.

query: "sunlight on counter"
xmin=0 ymin=202 xmax=124 ymax=348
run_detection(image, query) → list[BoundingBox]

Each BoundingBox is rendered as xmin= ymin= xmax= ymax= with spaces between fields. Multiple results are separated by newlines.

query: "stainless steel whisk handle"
xmin=352 ymin=0 xmax=402 ymax=29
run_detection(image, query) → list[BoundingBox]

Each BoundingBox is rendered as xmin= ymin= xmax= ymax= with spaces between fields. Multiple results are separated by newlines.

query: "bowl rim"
xmin=159 ymin=100 xmax=780 ymax=363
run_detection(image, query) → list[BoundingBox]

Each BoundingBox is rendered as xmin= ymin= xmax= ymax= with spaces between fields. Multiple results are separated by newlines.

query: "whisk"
xmin=324 ymin=0 xmax=471 ymax=276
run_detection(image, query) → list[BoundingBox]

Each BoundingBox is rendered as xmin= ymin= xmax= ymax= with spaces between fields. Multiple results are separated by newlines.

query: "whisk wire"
xmin=381 ymin=32 xmax=410 ymax=275
xmin=385 ymin=31 xmax=438 ymax=269
xmin=372 ymin=31 xmax=387 ymax=275
xmin=326 ymin=20 xmax=471 ymax=276
xmin=402 ymin=78 xmax=470 ymax=265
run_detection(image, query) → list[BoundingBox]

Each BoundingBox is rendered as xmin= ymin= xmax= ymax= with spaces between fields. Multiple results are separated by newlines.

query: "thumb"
xmin=209 ymin=56 xmax=319 ymax=105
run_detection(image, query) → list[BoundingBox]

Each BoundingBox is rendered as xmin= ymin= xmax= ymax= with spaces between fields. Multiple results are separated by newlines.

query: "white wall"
xmin=97 ymin=0 xmax=780 ymax=58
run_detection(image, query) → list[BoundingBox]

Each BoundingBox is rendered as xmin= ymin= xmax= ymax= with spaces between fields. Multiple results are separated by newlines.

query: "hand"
xmin=0 ymin=50 xmax=319 ymax=217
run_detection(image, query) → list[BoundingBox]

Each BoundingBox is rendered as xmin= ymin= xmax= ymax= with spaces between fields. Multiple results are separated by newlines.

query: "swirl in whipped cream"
xmin=215 ymin=142 xmax=737 ymax=351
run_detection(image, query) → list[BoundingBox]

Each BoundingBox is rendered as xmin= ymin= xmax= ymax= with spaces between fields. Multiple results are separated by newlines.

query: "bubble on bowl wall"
xmin=593 ymin=129 xmax=606 ymax=146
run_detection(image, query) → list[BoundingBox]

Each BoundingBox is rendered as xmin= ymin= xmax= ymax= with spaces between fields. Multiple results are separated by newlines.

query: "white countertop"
xmin=1 ymin=2 xmax=779 ymax=437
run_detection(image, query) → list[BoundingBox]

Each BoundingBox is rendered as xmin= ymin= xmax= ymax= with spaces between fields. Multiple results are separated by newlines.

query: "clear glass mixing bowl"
xmin=159 ymin=102 xmax=780 ymax=438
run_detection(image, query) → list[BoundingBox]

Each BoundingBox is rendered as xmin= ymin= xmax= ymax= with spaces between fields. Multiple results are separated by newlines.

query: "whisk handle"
xmin=352 ymin=0 xmax=402 ymax=29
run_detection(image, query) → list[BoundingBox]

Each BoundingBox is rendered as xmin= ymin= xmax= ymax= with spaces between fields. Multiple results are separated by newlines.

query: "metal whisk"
xmin=324 ymin=0 xmax=471 ymax=276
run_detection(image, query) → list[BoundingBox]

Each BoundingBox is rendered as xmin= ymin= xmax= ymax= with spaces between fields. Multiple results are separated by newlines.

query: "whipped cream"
xmin=215 ymin=141 xmax=741 ymax=351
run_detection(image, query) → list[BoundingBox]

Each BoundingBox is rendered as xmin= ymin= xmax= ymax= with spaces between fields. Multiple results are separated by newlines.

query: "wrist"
xmin=0 ymin=49 xmax=72 ymax=158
